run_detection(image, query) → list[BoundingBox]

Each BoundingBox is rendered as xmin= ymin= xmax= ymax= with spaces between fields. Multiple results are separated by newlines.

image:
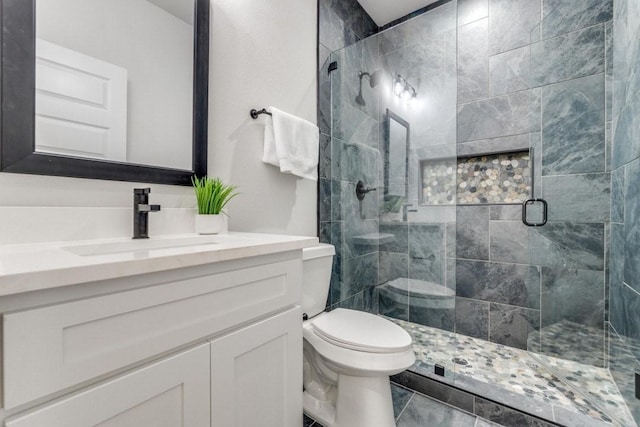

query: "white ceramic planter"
xmin=195 ymin=214 xmax=228 ymax=234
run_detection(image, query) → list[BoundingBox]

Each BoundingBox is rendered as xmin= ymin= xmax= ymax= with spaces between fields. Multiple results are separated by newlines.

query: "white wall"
xmin=0 ymin=0 xmax=318 ymax=244
xmin=209 ymin=0 xmax=318 ymax=237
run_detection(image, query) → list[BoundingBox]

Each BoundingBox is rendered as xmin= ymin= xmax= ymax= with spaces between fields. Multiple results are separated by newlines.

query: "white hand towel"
xmin=261 ymin=106 xmax=319 ymax=181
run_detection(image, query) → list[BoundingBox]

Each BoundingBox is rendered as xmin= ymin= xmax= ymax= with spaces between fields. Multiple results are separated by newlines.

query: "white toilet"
xmin=302 ymin=244 xmax=415 ymax=427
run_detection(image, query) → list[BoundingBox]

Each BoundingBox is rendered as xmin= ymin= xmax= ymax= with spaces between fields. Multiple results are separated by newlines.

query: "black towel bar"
xmin=250 ymin=108 xmax=272 ymax=119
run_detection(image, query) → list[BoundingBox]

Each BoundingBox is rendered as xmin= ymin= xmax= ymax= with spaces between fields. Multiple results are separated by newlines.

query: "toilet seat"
xmin=311 ymin=308 xmax=412 ymax=353
xmin=303 ymin=309 xmax=415 ymax=376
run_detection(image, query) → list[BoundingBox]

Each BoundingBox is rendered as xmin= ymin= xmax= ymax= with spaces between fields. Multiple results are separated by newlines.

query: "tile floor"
xmin=304 ymin=383 xmax=504 ymax=427
xmin=394 ymin=318 xmax=636 ymax=426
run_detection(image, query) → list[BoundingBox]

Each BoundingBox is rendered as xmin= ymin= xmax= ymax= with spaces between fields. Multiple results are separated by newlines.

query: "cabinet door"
xmin=6 ymin=343 xmax=210 ymax=427
xmin=211 ymin=308 xmax=302 ymax=427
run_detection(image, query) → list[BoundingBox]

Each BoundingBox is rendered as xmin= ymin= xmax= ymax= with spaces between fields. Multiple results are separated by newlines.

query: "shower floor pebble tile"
xmin=390 ymin=318 xmax=636 ymax=427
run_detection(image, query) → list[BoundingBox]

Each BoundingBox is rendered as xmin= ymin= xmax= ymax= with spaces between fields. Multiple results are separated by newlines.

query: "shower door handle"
xmin=522 ymin=198 xmax=547 ymax=227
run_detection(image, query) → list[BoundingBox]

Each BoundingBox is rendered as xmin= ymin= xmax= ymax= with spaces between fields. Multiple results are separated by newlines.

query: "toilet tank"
xmin=302 ymin=243 xmax=335 ymax=318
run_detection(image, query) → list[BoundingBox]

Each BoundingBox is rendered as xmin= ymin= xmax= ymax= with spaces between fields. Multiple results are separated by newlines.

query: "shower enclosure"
xmin=319 ymin=0 xmax=639 ymax=425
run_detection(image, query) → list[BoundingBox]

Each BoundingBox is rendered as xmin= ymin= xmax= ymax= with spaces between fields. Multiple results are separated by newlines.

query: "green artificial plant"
xmin=192 ymin=176 xmax=238 ymax=215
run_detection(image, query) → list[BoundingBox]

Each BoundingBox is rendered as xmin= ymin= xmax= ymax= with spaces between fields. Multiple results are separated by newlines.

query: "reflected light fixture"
xmin=393 ymin=74 xmax=417 ymax=99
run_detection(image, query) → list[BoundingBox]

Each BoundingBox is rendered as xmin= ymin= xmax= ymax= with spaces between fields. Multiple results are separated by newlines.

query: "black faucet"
xmin=133 ymin=188 xmax=161 ymax=239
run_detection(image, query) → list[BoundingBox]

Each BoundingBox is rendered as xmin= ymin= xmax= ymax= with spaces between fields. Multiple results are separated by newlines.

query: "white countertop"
xmin=0 ymin=232 xmax=318 ymax=297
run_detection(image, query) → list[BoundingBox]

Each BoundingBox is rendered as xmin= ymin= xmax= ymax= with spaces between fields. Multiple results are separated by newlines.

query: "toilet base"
xmin=304 ymin=373 xmax=396 ymax=427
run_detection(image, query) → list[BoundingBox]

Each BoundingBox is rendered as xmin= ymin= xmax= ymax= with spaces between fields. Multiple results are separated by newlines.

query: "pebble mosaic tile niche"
xmin=421 ymin=151 xmax=531 ymax=205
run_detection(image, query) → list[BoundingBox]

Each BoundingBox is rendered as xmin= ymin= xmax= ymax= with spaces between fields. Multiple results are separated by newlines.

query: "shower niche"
xmin=420 ymin=150 xmax=532 ymax=205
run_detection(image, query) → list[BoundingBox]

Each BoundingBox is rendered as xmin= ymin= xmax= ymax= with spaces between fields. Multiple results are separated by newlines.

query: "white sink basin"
xmin=63 ymin=235 xmax=219 ymax=256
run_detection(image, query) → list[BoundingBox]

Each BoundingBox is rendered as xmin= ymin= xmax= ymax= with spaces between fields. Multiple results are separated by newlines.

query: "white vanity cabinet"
xmin=5 ymin=343 xmax=211 ymax=427
xmin=0 ymin=243 xmax=309 ymax=427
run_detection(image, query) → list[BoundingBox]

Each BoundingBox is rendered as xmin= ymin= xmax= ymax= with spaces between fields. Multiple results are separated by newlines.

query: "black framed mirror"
xmin=0 ymin=0 xmax=209 ymax=185
xmin=383 ymin=109 xmax=410 ymax=198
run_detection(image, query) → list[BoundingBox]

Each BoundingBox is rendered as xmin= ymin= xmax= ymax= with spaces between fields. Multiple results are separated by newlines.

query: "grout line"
xmin=395 ymin=392 xmax=415 ymax=422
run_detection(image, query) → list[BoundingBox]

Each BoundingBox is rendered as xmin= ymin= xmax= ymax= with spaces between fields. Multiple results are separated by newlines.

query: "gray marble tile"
xmin=490 ymin=205 xmax=522 ymax=221
xmin=345 ymin=216 xmax=379 ymax=257
xmin=381 ymin=32 xmax=450 ymax=98
xmin=332 ymin=99 xmax=380 ymax=150
xmin=610 ymin=279 xmax=627 ymax=339
xmin=319 ymin=0 xmax=359 ymax=53
xmin=531 ymin=25 xmax=605 ymax=86
xmin=530 ymin=132 xmax=542 ymax=197
xmin=409 ymin=300 xmax=455 ymax=331
xmin=409 ymin=224 xmax=445 ymax=256
xmin=541 ymin=173 xmax=610 ymax=222
xmin=330 ymin=179 xmax=343 ymax=221
xmin=612 ymin=90 xmax=640 ymax=170
xmin=391 ymin=371 xmax=475 ymax=413
xmin=378 ymin=2 xmax=457 ymax=56
xmin=624 ymin=159 xmax=640 ymax=292
xmin=319 ymin=221 xmax=331 ymax=245
xmin=455 ymin=297 xmax=489 ymax=340
xmin=489 ymin=220 xmax=529 ymax=264
xmin=446 ymin=222 xmax=456 ymax=259
xmin=397 ymin=390 xmax=478 ymax=427
xmin=541 ymin=0 xmax=613 ymax=40
xmin=619 ymin=283 xmax=640 ymax=362
xmin=378 ymin=284 xmax=409 ymax=321
xmin=328 ymin=222 xmax=344 ymax=308
xmin=608 ymin=326 xmax=640 ymax=425
xmin=489 ymin=303 xmax=539 ymax=350
xmin=457 ymin=18 xmax=489 ymax=104
xmin=457 ymin=0 xmax=488 ymax=26
xmin=340 ymin=252 xmax=377 ymax=301
xmin=456 ymin=133 xmax=530 ymax=157
xmin=409 ymin=256 xmax=444 ymax=287
xmin=541 ymin=74 xmax=605 ymax=175
xmin=379 ymin=251 xmax=409 ymax=285
xmin=456 ymin=260 xmax=536 ymax=307
xmin=611 ymin=167 xmax=625 ymax=223
xmin=529 ymin=88 xmax=542 ymax=133
xmin=331 ymin=138 xmax=380 ymax=185
xmin=456 ymin=206 xmax=490 ymax=260
xmin=333 ymin=290 xmax=364 ymax=311
xmin=474 ymin=398 xmax=556 ymax=426
xmin=319 ymin=133 xmax=331 ymax=180
xmin=488 ymin=0 xmax=541 ymax=55
xmin=489 ymin=46 xmax=530 ymax=97
xmin=363 ymin=285 xmax=379 ymax=314
xmin=457 ymin=91 xmax=532 ymax=143
xmin=529 ymin=222 xmax=604 ymax=270
xmin=605 ymin=121 xmax=612 ymax=173
xmin=391 ymin=384 xmax=414 ymax=421
xmin=319 ymin=179 xmax=331 ymax=222
xmin=540 ymin=267 xmax=605 ymax=328
xmin=379 ymin=222 xmax=409 ymax=253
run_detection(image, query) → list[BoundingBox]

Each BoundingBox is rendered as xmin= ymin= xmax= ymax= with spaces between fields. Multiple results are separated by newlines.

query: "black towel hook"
xmin=250 ymin=108 xmax=272 ymax=119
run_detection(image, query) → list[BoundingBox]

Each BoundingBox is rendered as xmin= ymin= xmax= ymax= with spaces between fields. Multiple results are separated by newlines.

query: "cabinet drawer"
xmin=6 ymin=343 xmax=210 ymax=427
xmin=3 ymin=256 xmax=301 ymax=408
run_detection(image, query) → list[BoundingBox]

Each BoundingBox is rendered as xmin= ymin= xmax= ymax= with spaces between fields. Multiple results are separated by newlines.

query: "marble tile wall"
xmin=609 ymin=0 xmax=640 ymax=423
xmin=319 ymin=0 xmax=617 ymax=379
xmin=317 ymin=0 xmax=383 ymax=311
xmin=452 ymin=0 xmax=612 ymax=367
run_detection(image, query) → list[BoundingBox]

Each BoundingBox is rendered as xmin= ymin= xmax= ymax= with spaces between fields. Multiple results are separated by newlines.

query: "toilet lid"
xmin=311 ymin=308 xmax=412 ymax=353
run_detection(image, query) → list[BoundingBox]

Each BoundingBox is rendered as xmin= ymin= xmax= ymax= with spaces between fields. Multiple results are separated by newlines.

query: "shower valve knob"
xmin=356 ymin=180 xmax=376 ymax=200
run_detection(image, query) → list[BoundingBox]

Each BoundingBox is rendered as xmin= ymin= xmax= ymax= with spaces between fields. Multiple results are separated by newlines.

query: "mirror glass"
xmin=384 ymin=109 xmax=409 ymax=198
xmin=0 ymin=0 xmax=207 ymax=185
xmin=35 ymin=0 xmax=194 ymax=170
